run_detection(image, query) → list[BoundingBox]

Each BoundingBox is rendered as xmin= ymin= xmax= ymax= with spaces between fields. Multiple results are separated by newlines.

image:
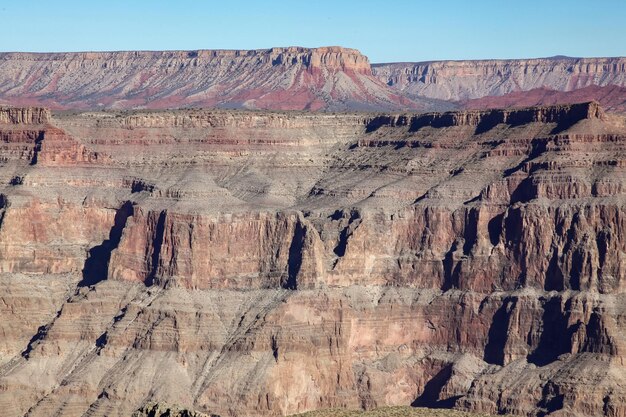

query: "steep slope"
xmin=0 ymin=47 xmax=422 ymax=111
xmin=0 ymin=103 xmax=626 ymax=417
xmin=373 ymin=57 xmax=626 ymax=103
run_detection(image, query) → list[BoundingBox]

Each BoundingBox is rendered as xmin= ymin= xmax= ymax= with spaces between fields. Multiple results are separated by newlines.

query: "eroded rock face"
xmin=0 ymin=47 xmax=416 ymax=112
xmin=3 ymin=50 xmax=624 ymax=113
xmin=0 ymin=103 xmax=626 ymax=416
xmin=373 ymin=57 xmax=626 ymax=102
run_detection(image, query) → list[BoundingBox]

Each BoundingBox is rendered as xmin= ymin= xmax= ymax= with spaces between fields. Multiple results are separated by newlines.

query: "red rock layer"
xmin=0 ymin=104 xmax=625 ymax=417
xmin=462 ymin=85 xmax=626 ymax=113
xmin=0 ymin=47 xmax=417 ymax=112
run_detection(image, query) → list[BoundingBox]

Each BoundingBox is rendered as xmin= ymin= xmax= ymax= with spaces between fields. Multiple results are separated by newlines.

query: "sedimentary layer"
xmin=0 ymin=103 xmax=625 ymax=417
xmin=373 ymin=57 xmax=626 ymax=102
xmin=2 ymin=49 xmax=625 ymax=113
xmin=0 ymin=47 xmax=418 ymax=111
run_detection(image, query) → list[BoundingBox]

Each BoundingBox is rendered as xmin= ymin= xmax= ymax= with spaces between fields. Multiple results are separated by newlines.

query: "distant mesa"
xmin=0 ymin=46 xmax=420 ymax=112
xmin=0 ymin=47 xmax=624 ymax=112
xmin=372 ymin=55 xmax=626 ymax=107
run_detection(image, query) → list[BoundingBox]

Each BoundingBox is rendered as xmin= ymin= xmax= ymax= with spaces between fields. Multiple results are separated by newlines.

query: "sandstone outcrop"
xmin=0 ymin=103 xmax=625 ymax=416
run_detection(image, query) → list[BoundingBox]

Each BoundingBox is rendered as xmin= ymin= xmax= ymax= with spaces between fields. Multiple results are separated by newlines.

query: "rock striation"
xmin=0 ymin=103 xmax=625 ymax=417
xmin=2 ymin=49 xmax=625 ymax=113
xmin=0 ymin=47 xmax=418 ymax=112
xmin=373 ymin=57 xmax=626 ymax=103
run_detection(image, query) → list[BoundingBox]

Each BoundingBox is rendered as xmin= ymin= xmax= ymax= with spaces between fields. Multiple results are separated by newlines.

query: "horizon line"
xmin=1 ymin=46 xmax=625 ymax=64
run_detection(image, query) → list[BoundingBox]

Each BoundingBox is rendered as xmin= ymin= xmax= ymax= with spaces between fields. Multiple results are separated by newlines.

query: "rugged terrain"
xmin=2 ymin=48 xmax=625 ymax=112
xmin=0 ymin=47 xmax=419 ymax=111
xmin=0 ymin=102 xmax=625 ymax=416
xmin=373 ymin=57 xmax=626 ymax=103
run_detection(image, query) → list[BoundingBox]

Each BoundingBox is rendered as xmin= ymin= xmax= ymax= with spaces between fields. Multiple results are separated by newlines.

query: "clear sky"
xmin=1 ymin=0 xmax=624 ymax=63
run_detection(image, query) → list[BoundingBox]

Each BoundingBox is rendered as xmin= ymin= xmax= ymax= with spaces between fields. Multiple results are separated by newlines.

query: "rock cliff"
xmin=373 ymin=57 xmax=626 ymax=103
xmin=0 ymin=103 xmax=625 ymax=416
xmin=0 ymin=47 xmax=418 ymax=112
xmin=2 ymin=49 xmax=624 ymax=113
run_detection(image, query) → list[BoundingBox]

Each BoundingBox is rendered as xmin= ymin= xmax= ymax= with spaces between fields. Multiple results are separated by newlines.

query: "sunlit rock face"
xmin=373 ymin=57 xmax=626 ymax=101
xmin=1 ymin=102 xmax=626 ymax=417
xmin=0 ymin=47 xmax=420 ymax=112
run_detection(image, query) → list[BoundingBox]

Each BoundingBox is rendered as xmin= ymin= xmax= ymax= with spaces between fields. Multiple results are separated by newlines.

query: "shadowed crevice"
xmin=95 ymin=332 xmax=108 ymax=350
xmin=484 ymin=297 xmax=517 ymax=365
xmin=285 ymin=220 xmax=306 ymax=290
xmin=462 ymin=209 xmax=479 ymax=255
xmin=503 ymin=138 xmax=549 ymax=178
xmin=30 ymin=130 xmax=44 ymax=165
xmin=21 ymin=324 xmax=51 ymax=359
xmin=333 ymin=209 xmax=361 ymax=257
xmin=527 ymin=297 xmax=573 ymax=366
xmin=537 ymin=382 xmax=565 ymax=416
xmin=488 ymin=213 xmax=504 ymax=246
xmin=146 ymin=210 xmax=167 ymax=287
xmin=441 ymin=238 xmax=464 ymax=291
xmin=412 ymin=365 xmax=461 ymax=408
xmin=545 ymin=246 xmax=564 ymax=291
xmin=80 ymin=201 xmax=134 ymax=287
xmin=271 ymin=334 xmax=279 ymax=362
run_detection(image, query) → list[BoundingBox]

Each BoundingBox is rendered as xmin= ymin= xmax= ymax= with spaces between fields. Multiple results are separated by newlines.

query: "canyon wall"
xmin=0 ymin=103 xmax=626 ymax=416
xmin=373 ymin=57 xmax=626 ymax=106
xmin=1 ymin=48 xmax=625 ymax=113
xmin=0 ymin=47 xmax=419 ymax=111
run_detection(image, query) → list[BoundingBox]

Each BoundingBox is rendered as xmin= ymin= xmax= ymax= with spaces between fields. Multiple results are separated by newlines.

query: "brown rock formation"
xmin=0 ymin=47 xmax=419 ymax=112
xmin=0 ymin=103 xmax=626 ymax=417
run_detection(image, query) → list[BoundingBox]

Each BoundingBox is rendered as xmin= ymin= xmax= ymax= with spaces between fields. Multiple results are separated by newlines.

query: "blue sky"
xmin=1 ymin=0 xmax=624 ymax=62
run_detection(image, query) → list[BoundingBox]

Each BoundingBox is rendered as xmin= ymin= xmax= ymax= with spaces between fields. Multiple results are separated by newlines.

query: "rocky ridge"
xmin=373 ymin=57 xmax=626 ymax=105
xmin=0 ymin=103 xmax=625 ymax=417
xmin=4 ymin=48 xmax=625 ymax=113
xmin=0 ymin=47 xmax=418 ymax=111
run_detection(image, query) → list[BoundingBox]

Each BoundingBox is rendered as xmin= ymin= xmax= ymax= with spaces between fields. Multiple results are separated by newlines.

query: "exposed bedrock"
xmin=0 ymin=47 xmax=416 ymax=111
xmin=4 ymin=51 xmax=626 ymax=112
xmin=0 ymin=103 xmax=626 ymax=416
xmin=94 ymin=199 xmax=626 ymax=296
xmin=373 ymin=57 xmax=626 ymax=102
